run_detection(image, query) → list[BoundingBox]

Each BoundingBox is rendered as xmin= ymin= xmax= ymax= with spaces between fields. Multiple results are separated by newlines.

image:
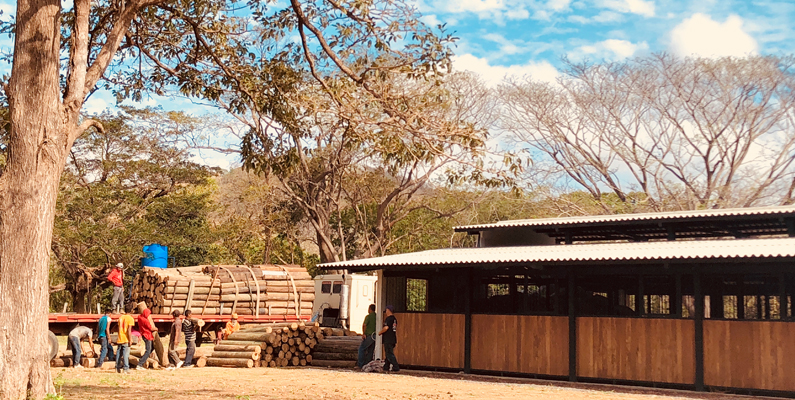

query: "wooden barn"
xmin=320 ymin=206 xmax=795 ymax=396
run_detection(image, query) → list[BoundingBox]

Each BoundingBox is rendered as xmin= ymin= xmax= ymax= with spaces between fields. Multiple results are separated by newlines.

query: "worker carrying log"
xmin=166 ymin=310 xmax=183 ymax=370
xmin=378 ymin=305 xmax=399 ymax=372
xmin=357 ymin=304 xmax=376 ymax=369
xmin=67 ymin=326 xmax=94 ymax=368
xmin=108 ymin=262 xmax=125 ymax=313
xmin=136 ymin=306 xmax=157 ymax=370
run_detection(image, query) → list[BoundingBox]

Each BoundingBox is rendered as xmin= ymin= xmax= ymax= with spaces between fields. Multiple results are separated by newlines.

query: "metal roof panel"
xmin=454 ymin=205 xmax=795 ymax=232
xmin=320 ymin=237 xmax=795 ymax=269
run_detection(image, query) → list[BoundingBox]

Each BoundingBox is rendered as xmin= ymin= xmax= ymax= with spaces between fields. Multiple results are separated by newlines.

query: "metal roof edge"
xmin=453 ymin=205 xmax=795 ymax=232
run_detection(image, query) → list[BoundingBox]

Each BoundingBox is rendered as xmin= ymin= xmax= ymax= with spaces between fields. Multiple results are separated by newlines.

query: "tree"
xmin=499 ymin=54 xmax=795 ymax=212
xmin=0 ymin=0 xmax=456 ymax=394
xmin=51 ymin=108 xmax=218 ymax=313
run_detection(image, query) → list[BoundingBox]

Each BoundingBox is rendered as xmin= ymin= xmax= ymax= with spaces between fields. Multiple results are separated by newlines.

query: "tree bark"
xmin=0 ymin=0 xmax=65 ymax=397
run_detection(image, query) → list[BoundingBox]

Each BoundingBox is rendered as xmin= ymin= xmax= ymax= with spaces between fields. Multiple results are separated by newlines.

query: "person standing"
xmin=166 ymin=310 xmax=183 ymax=370
xmin=115 ymin=308 xmax=134 ymax=373
xmin=67 ymin=325 xmax=94 ymax=368
xmin=378 ymin=305 xmax=399 ymax=372
xmin=357 ymin=304 xmax=377 ymax=368
xmin=181 ymin=310 xmax=197 ymax=368
xmin=95 ymin=309 xmax=115 ymax=368
xmin=108 ymin=263 xmax=125 ymax=313
xmin=136 ymin=307 xmax=157 ymax=370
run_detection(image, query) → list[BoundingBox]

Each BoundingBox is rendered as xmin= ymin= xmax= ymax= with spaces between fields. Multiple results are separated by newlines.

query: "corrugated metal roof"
xmin=454 ymin=205 xmax=795 ymax=232
xmin=320 ymin=237 xmax=795 ymax=269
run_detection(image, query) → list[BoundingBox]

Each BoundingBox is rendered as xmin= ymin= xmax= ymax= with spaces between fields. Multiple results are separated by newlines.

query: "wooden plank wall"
xmin=577 ymin=317 xmax=695 ymax=384
xmin=704 ymin=320 xmax=795 ymax=391
xmin=393 ymin=313 xmax=465 ymax=369
xmin=471 ymin=315 xmax=568 ymax=376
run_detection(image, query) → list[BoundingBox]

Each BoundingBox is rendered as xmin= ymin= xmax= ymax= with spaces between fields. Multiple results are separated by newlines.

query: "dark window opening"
xmin=321 ymin=281 xmax=332 ymax=294
xmin=332 ymin=282 xmax=342 ymax=294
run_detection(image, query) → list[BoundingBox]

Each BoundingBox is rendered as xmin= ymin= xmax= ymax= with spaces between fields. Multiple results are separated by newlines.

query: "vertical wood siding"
xmin=704 ymin=320 xmax=795 ymax=391
xmin=393 ymin=313 xmax=465 ymax=369
xmin=577 ymin=317 xmax=695 ymax=384
xmin=470 ymin=315 xmax=569 ymax=376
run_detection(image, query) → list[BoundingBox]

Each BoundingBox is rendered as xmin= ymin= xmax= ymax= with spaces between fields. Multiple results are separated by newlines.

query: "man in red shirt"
xmin=108 ymin=263 xmax=124 ymax=313
xmin=136 ymin=307 xmax=157 ymax=370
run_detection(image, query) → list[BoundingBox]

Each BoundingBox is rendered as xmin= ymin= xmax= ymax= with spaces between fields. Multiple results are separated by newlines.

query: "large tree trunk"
xmin=0 ymin=0 xmax=65 ymax=397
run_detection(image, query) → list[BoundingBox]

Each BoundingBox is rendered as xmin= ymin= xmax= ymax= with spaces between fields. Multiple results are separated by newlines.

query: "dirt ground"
xmin=53 ymin=366 xmax=774 ymax=400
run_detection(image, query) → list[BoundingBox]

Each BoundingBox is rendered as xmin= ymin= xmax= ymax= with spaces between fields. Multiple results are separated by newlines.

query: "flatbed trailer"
xmin=48 ymin=313 xmax=303 ymax=336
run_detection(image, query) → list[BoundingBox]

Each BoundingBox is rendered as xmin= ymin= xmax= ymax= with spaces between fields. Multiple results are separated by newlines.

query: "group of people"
xmin=357 ymin=304 xmax=400 ymax=372
xmin=68 ymin=305 xmax=242 ymax=373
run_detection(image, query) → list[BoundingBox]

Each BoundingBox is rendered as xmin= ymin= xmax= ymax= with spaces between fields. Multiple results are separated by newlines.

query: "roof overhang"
xmin=454 ymin=206 xmax=795 ymax=243
xmin=319 ymin=237 xmax=795 ymax=272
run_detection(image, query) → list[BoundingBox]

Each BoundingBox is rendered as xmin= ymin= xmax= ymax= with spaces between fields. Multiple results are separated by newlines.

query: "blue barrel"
xmin=142 ymin=244 xmax=169 ymax=268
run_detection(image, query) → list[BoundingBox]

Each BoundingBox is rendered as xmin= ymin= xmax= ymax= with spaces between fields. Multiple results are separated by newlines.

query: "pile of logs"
xmin=129 ymin=265 xmax=314 ymax=317
xmin=310 ymin=336 xmax=361 ymax=368
xmin=207 ymin=322 xmax=322 ymax=368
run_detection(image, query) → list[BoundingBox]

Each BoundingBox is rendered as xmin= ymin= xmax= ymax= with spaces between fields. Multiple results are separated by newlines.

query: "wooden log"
xmin=226 ymin=332 xmax=278 ymax=343
xmin=311 ymin=351 xmax=358 ymax=361
xmin=214 ymin=344 xmax=262 ymax=353
xmin=196 ymin=356 xmax=207 ymax=368
xmin=205 ymin=358 xmax=254 ymax=368
xmin=211 ymin=351 xmax=260 ymax=360
xmin=310 ymin=360 xmax=357 ymax=368
xmin=50 ymin=357 xmax=73 ymax=368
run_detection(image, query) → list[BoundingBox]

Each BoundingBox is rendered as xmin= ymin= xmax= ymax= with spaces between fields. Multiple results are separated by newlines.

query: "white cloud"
xmin=446 ymin=0 xmax=504 ymax=13
xmin=0 ymin=3 xmax=13 ymax=16
xmin=82 ymin=97 xmax=108 ymax=115
xmin=569 ymin=39 xmax=648 ymax=61
xmin=483 ymin=33 xmax=526 ymax=56
xmin=420 ymin=14 xmax=442 ymax=27
xmin=568 ymin=10 xmax=623 ymax=24
xmin=669 ymin=13 xmax=758 ymax=58
xmin=598 ymin=0 xmax=654 ymax=17
xmin=453 ymin=53 xmax=559 ymax=87
xmin=547 ymin=0 xmax=571 ymax=12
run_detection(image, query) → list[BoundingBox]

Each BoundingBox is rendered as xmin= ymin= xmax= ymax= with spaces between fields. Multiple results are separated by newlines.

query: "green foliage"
xmin=51 ymin=108 xmax=220 ymax=312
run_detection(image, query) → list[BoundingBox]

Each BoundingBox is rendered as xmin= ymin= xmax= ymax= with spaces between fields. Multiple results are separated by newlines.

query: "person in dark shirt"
xmin=166 ymin=310 xmax=183 ymax=370
xmin=181 ymin=310 xmax=197 ymax=368
xmin=378 ymin=305 xmax=399 ymax=372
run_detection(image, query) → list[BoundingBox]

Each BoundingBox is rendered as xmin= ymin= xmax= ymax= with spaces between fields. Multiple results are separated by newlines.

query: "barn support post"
xmin=464 ymin=267 xmax=472 ymax=373
xmin=694 ymin=271 xmax=704 ymax=391
xmin=374 ymin=269 xmax=385 ymax=360
xmin=568 ymin=270 xmax=577 ymax=382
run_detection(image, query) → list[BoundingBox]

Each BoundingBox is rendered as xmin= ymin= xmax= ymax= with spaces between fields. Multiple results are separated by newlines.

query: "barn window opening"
xmin=406 ymin=278 xmax=428 ymax=312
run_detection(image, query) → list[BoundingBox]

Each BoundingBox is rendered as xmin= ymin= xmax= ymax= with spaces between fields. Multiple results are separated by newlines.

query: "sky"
xmin=0 ymin=0 xmax=792 ymax=168
xmin=427 ymin=0 xmax=794 ymax=86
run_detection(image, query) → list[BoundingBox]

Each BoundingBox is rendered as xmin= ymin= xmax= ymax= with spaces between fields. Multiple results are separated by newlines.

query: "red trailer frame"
xmin=49 ymin=313 xmax=304 ymax=336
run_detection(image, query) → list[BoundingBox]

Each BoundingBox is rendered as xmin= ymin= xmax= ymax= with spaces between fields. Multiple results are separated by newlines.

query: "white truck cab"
xmin=312 ymin=274 xmax=377 ymax=333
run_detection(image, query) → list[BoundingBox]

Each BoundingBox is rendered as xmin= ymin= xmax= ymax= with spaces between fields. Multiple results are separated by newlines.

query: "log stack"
xmin=129 ymin=264 xmax=314 ymax=317
xmin=310 ymin=336 xmax=361 ymax=368
xmin=206 ymin=322 xmax=324 ymax=368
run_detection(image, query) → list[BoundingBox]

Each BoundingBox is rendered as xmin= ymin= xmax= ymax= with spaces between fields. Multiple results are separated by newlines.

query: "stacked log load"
xmin=310 ymin=336 xmax=361 ymax=368
xmin=129 ymin=264 xmax=314 ymax=317
xmin=207 ymin=322 xmax=323 ymax=368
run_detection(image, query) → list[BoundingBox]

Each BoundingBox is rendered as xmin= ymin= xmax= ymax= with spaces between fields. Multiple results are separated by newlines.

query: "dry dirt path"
xmin=53 ymin=366 xmax=772 ymax=400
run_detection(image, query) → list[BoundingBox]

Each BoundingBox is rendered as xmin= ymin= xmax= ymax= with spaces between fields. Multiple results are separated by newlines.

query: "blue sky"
xmin=427 ymin=0 xmax=794 ymax=85
xmin=0 ymin=0 xmax=792 ymax=168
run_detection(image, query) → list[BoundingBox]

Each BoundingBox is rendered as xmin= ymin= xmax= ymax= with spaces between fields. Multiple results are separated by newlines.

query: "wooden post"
xmin=374 ymin=269 xmax=385 ymax=360
xmin=464 ymin=267 xmax=472 ymax=374
xmin=694 ymin=272 xmax=704 ymax=391
xmin=568 ymin=271 xmax=577 ymax=382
